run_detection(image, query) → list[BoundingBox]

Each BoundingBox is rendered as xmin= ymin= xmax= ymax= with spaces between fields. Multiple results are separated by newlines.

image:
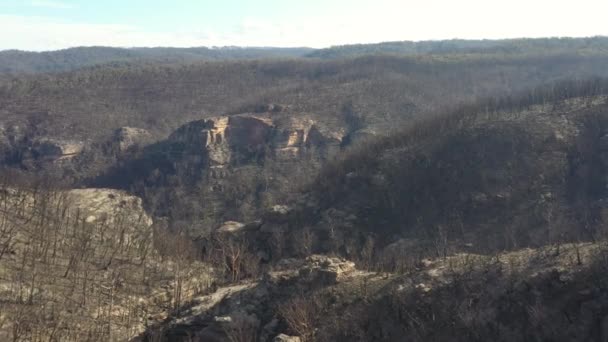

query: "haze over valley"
xmin=2 ymin=1 xmax=608 ymax=341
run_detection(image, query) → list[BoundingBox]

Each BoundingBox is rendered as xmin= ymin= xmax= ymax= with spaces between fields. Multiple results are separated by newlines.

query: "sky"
xmin=0 ymin=0 xmax=607 ymax=51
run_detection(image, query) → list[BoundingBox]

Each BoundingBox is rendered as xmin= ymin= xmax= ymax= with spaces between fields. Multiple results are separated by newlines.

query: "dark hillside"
xmin=0 ymin=46 xmax=313 ymax=74
xmin=272 ymin=80 xmax=608 ymax=261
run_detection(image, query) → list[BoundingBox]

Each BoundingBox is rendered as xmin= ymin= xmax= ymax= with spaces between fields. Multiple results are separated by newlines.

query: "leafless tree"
xmin=278 ymin=296 xmax=319 ymax=342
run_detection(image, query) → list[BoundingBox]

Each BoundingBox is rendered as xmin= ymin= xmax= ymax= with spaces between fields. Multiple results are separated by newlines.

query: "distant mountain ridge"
xmin=3 ymin=37 xmax=608 ymax=74
xmin=307 ymin=36 xmax=608 ymax=58
xmin=0 ymin=46 xmax=314 ymax=74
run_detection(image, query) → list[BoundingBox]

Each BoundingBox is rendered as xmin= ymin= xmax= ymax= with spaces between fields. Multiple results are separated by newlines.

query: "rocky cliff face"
xmin=167 ymin=113 xmax=343 ymax=166
xmin=112 ymin=112 xmax=346 ymax=234
xmin=113 ymin=126 xmax=153 ymax=153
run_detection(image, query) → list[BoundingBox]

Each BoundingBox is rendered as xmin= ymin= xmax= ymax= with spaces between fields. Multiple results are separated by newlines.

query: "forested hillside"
xmin=307 ymin=37 xmax=608 ymax=58
xmin=2 ymin=52 xmax=608 ymax=143
xmin=0 ymin=46 xmax=313 ymax=74
xmin=133 ymin=80 xmax=608 ymax=341
xmin=3 ymin=37 xmax=608 ymax=74
xmin=3 ymin=38 xmax=608 ymax=341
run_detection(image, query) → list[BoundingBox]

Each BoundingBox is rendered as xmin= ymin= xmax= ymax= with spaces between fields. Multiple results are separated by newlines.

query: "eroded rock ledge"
xmin=168 ymin=113 xmax=344 ymax=167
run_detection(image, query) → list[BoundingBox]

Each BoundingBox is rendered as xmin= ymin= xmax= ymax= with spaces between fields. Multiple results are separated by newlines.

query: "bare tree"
xmin=292 ymin=226 xmax=316 ymax=257
xmin=278 ymin=296 xmax=319 ymax=342
xmin=360 ymin=235 xmax=375 ymax=271
xmin=224 ymin=314 xmax=259 ymax=342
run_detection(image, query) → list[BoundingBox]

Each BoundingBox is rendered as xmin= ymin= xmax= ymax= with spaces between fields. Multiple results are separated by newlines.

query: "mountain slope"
xmin=261 ymin=80 xmax=608 ymax=262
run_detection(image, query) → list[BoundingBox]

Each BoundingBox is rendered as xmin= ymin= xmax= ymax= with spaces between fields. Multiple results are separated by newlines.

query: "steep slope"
xmin=90 ymin=111 xmax=344 ymax=234
xmin=134 ymin=83 xmax=608 ymax=341
xmin=138 ymin=242 xmax=608 ymax=342
xmin=247 ymin=81 xmax=608 ymax=263
xmin=0 ymin=175 xmax=213 ymax=341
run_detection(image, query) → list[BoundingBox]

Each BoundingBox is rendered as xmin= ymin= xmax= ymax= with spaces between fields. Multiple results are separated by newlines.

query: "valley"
xmin=2 ymin=38 xmax=608 ymax=341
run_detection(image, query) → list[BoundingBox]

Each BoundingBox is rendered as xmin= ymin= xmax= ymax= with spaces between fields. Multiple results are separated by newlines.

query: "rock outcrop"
xmin=133 ymin=112 xmax=346 ymax=234
xmin=273 ymin=334 xmax=301 ymax=342
xmin=32 ymin=138 xmax=84 ymax=161
xmin=65 ymin=188 xmax=153 ymax=227
xmin=140 ymin=254 xmax=364 ymax=341
xmin=168 ymin=113 xmax=343 ymax=167
xmin=217 ymin=221 xmax=246 ymax=233
xmin=113 ymin=126 xmax=153 ymax=152
xmin=298 ymin=255 xmax=357 ymax=285
xmin=342 ymin=128 xmax=377 ymax=146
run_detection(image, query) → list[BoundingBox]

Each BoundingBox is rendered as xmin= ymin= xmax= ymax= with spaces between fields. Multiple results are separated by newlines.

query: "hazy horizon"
xmin=3 ymin=35 xmax=607 ymax=53
xmin=1 ymin=0 xmax=607 ymax=51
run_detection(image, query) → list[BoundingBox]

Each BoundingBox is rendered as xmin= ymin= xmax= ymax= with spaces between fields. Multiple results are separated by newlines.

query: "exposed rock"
xmin=0 ymin=185 xmax=179 ymax=341
xmin=273 ymin=117 xmax=315 ymax=160
xmin=168 ymin=113 xmax=343 ymax=167
xmin=146 ymin=254 xmax=367 ymax=340
xmin=66 ymin=188 xmax=153 ymax=227
xmin=274 ymin=334 xmax=301 ymax=342
xmin=168 ymin=116 xmax=230 ymax=165
xmin=306 ymin=125 xmax=344 ymax=147
xmin=415 ymin=283 xmax=432 ymax=293
xmin=298 ymin=255 xmax=356 ymax=285
xmin=143 ymin=112 xmax=346 ymax=234
xmin=271 ymin=205 xmax=291 ymax=214
xmin=227 ymin=115 xmax=274 ymax=152
xmin=113 ymin=127 xmax=152 ymax=152
xmin=217 ymin=221 xmax=246 ymax=233
xmin=168 ymin=114 xmax=275 ymax=166
xmin=343 ymin=128 xmax=377 ymax=147
xmin=262 ymin=205 xmax=293 ymax=225
xmin=213 ymin=316 xmax=232 ymax=323
xmin=32 ymin=138 xmax=83 ymax=161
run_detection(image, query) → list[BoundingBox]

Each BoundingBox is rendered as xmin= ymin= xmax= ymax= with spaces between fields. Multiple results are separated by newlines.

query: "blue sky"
xmin=1 ymin=0 xmax=608 ymax=51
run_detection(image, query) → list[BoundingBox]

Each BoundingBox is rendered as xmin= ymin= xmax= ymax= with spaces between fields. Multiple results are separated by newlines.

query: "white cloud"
xmin=0 ymin=15 xmax=212 ymax=51
xmin=30 ymin=1 xmax=75 ymax=9
xmin=2 ymin=0 xmax=608 ymax=51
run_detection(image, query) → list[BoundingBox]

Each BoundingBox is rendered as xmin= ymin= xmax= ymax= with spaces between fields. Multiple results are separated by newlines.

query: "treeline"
xmin=308 ymin=36 xmax=608 ymax=59
xmin=4 ymin=37 xmax=608 ymax=74
xmin=0 ymin=46 xmax=313 ymax=74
